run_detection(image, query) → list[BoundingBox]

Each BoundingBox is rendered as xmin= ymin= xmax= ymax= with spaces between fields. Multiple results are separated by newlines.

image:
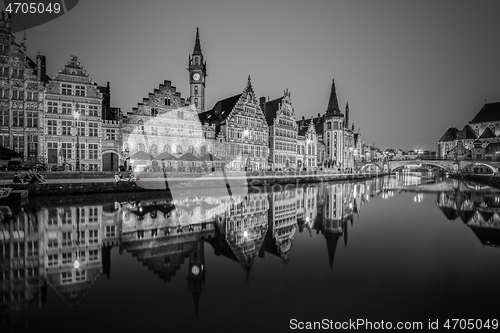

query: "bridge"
xmin=356 ymin=159 xmax=500 ymax=174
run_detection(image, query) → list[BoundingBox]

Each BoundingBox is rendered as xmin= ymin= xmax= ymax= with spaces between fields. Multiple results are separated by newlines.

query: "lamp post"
xmin=242 ymin=129 xmax=249 ymax=171
xmin=73 ymin=109 xmax=80 ymax=171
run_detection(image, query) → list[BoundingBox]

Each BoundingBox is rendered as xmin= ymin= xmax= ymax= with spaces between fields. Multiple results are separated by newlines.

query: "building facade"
xmin=260 ymin=89 xmax=298 ymax=170
xmin=0 ymin=13 xmax=47 ymax=162
xmin=199 ymin=76 xmax=269 ymax=171
xmin=44 ymin=56 xmax=104 ymax=171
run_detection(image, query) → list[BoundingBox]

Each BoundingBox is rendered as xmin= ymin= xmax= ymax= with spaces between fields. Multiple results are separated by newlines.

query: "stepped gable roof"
xmin=479 ymin=127 xmax=496 ymax=139
xmin=470 ymin=102 xmax=500 ymax=124
xmin=199 ymin=94 xmax=241 ymax=124
xmin=438 ymin=127 xmax=459 ymax=142
xmin=456 ymin=125 xmax=477 ymax=140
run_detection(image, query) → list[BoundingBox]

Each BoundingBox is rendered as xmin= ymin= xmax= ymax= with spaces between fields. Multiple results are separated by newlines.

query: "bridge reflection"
xmin=2 ymin=176 xmax=499 ymax=324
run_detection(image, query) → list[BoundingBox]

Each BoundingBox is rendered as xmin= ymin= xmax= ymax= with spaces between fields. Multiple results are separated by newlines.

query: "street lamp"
xmin=242 ymin=129 xmax=249 ymax=170
xmin=73 ymin=109 xmax=80 ymax=171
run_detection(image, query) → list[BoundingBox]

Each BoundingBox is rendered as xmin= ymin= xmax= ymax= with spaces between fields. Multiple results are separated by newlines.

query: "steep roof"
xmin=296 ymin=115 xmax=324 ymax=135
xmin=438 ymin=127 xmax=459 ymax=142
xmin=263 ymin=97 xmax=282 ymax=127
xmin=199 ymin=94 xmax=241 ymax=124
xmin=456 ymin=125 xmax=477 ymax=140
xmin=479 ymin=127 xmax=496 ymax=139
xmin=193 ymin=27 xmax=202 ymax=55
xmin=470 ymin=102 xmax=500 ymax=124
xmin=326 ymin=78 xmax=341 ymax=115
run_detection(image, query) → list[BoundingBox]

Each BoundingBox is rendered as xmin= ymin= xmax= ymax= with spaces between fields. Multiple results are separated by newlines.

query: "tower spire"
xmin=345 ymin=102 xmax=349 ymax=129
xmin=193 ymin=27 xmax=202 ymax=55
xmin=326 ymin=78 xmax=340 ymax=115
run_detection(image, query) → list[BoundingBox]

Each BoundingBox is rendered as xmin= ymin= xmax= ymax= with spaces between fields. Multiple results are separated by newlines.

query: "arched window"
xmin=195 ymin=98 xmax=198 ymax=107
xmin=150 ymin=144 xmax=158 ymax=156
xmin=164 ymin=144 xmax=171 ymax=153
xmin=333 ymin=122 xmax=338 ymax=130
xmin=177 ymin=145 xmax=182 ymax=154
xmin=138 ymin=143 xmax=145 ymax=152
xmin=201 ymin=145 xmax=207 ymax=155
xmin=327 ymin=122 xmax=332 ymax=130
xmin=188 ymin=145 xmax=194 ymax=154
xmin=194 ymin=86 xmax=198 ymax=95
xmin=195 ymin=57 xmax=199 ymax=65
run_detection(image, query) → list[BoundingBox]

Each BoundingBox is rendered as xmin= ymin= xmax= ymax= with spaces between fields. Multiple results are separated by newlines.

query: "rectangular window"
xmin=88 ymin=143 xmax=98 ymax=159
xmin=12 ymin=68 xmax=23 ymax=79
xmin=62 ymin=252 xmax=72 ymax=264
xmin=0 ymin=66 xmax=8 ymax=76
xmin=105 ymin=225 xmax=115 ymax=237
xmin=0 ymin=134 xmax=9 ymax=148
xmin=61 ymin=103 xmax=72 ymax=115
xmin=88 ymin=123 xmax=98 ymax=137
xmin=75 ymin=269 xmax=86 ymax=282
xmin=105 ymin=129 xmax=116 ymax=140
xmin=47 ymin=254 xmax=58 ymax=267
xmin=88 ymin=229 xmax=98 ymax=244
xmin=61 ymin=142 xmax=72 ymax=159
xmin=77 ymin=121 xmax=85 ymax=136
xmin=27 ymin=134 xmax=38 ymax=159
xmin=47 ymin=101 xmax=58 ymax=113
xmin=12 ymin=110 xmax=23 ymax=127
xmin=75 ymin=85 xmax=85 ymax=97
xmin=26 ymin=91 xmax=38 ymax=101
xmin=12 ymin=134 xmax=24 ymax=155
xmin=89 ymin=249 xmax=98 ymax=261
xmin=47 ymin=120 xmax=57 ymax=135
xmin=26 ymin=111 xmax=38 ymax=128
xmin=61 ymin=84 xmax=72 ymax=95
xmin=77 ymin=143 xmax=85 ymax=159
xmin=62 ymin=232 xmax=72 ymax=247
xmin=88 ymin=105 xmax=99 ymax=117
xmin=61 ymin=121 xmax=72 ymax=135
xmin=0 ymin=108 xmax=9 ymax=126
xmin=61 ymin=272 xmax=72 ymax=284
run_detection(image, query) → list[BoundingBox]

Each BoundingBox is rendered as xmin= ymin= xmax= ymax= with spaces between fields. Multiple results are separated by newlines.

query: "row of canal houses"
xmin=0 ymin=180 xmax=376 ymax=324
xmin=0 ymin=12 xmax=364 ymax=172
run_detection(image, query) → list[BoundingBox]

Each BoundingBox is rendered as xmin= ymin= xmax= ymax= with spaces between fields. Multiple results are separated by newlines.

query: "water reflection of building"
xmin=437 ymin=186 xmax=500 ymax=248
xmin=209 ymin=192 xmax=269 ymax=279
xmin=0 ymin=206 xmax=45 ymax=324
xmin=263 ymin=187 xmax=297 ymax=264
xmin=41 ymin=204 xmax=106 ymax=308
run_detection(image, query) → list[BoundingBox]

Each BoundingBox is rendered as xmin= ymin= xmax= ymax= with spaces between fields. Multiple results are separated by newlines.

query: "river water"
xmin=1 ymin=172 xmax=500 ymax=332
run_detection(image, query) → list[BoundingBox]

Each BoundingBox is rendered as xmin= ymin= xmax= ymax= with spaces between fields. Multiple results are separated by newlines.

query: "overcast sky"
xmin=9 ymin=0 xmax=500 ymax=151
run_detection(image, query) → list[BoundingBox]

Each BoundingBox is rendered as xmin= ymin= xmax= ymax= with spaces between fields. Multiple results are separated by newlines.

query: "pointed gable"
xmin=456 ymin=125 xmax=477 ymax=140
xmin=479 ymin=127 xmax=496 ymax=139
xmin=470 ymin=102 xmax=500 ymax=124
xmin=193 ymin=27 xmax=202 ymax=55
xmin=326 ymin=78 xmax=341 ymax=115
xmin=438 ymin=127 xmax=459 ymax=142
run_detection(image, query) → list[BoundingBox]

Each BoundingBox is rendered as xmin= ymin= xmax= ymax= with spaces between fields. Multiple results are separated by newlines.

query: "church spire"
xmin=326 ymin=78 xmax=340 ymax=115
xmin=193 ymin=27 xmax=202 ymax=55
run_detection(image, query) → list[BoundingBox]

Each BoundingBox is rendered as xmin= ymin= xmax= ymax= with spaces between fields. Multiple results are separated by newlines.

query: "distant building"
xmin=437 ymin=102 xmax=500 ymax=159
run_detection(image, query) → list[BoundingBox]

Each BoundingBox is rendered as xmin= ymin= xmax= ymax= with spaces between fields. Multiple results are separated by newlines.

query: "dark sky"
xmin=10 ymin=0 xmax=500 ymax=151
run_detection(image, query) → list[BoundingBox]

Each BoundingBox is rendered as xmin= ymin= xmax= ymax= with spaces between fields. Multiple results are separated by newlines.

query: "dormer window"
xmin=165 ymin=97 xmax=171 ymax=106
xmin=195 ymin=57 xmax=199 ymax=65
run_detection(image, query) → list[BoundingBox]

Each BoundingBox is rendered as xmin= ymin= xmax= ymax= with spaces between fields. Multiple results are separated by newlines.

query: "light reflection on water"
xmin=1 ymin=172 xmax=500 ymax=332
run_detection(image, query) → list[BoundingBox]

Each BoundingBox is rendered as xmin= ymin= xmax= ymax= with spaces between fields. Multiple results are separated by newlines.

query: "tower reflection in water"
xmin=3 ymin=177 xmax=497 ymax=324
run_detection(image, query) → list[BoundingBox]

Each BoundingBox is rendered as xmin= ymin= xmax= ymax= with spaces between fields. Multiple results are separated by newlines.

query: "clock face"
xmin=191 ymin=265 xmax=200 ymax=275
xmin=193 ymin=73 xmax=201 ymax=81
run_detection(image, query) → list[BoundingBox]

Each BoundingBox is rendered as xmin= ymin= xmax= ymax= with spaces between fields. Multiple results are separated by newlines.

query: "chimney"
xmin=36 ymin=54 xmax=46 ymax=80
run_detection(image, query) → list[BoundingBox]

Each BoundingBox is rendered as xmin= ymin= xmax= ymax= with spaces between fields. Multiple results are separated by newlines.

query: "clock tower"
xmin=188 ymin=238 xmax=206 ymax=318
xmin=188 ymin=27 xmax=207 ymax=113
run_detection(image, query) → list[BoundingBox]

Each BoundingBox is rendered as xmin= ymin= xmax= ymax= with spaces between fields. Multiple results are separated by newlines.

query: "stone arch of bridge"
xmin=460 ymin=161 xmax=497 ymax=174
